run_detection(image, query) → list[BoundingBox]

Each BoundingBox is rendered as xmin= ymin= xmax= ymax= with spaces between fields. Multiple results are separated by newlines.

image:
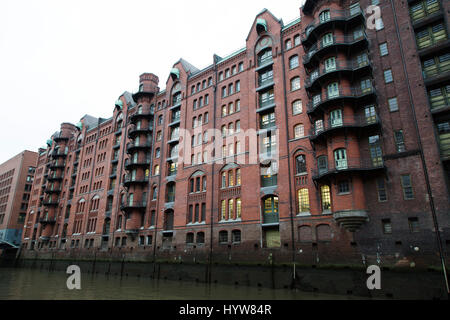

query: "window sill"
xmin=219 ymin=219 xmax=242 ymax=224
xmin=187 ymin=222 xmax=206 ymax=226
xmin=297 ymin=212 xmax=311 ymax=217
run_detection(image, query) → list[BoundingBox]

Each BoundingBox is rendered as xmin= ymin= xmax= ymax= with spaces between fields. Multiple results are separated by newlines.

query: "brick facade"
xmin=21 ymin=0 xmax=450 ymax=268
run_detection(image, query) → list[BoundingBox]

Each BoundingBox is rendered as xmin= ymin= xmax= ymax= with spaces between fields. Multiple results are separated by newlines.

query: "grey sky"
xmin=0 ymin=0 xmax=304 ymax=164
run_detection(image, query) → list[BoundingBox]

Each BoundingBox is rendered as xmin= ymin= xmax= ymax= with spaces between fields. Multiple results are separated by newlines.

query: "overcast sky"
xmin=0 ymin=0 xmax=304 ymax=164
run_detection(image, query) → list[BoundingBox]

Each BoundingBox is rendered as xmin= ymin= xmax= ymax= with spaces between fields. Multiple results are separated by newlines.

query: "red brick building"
xmin=21 ymin=0 xmax=450 ymax=268
xmin=0 ymin=151 xmax=38 ymax=249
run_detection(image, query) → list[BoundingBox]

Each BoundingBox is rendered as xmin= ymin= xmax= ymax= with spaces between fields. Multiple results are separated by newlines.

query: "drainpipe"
xmin=388 ymin=0 xmax=449 ymax=296
xmin=208 ymin=56 xmax=219 ymax=284
xmin=280 ymin=27 xmax=298 ymax=273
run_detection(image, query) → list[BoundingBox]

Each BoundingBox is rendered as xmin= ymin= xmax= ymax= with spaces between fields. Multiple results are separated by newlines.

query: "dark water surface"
xmin=0 ymin=267 xmax=362 ymax=300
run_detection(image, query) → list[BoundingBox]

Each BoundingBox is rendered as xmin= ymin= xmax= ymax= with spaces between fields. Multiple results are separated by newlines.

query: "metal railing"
xmin=263 ymin=213 xmax=279 ymax=225
xmin=123 ymin=175 xmax=149 ymax=184
xmin=302 ymin=8 xmax=364 ymax=41
xmin=307 ymin=85 xmax=375 ymax=113
xmin=422 ymin=62 xmax=450 ymax=79
xmin=303 ymin=34 xmax=368 ymax=64
xmin=312 ymin=157 xmax=384 ymax=179
xmin=305 ymin=59 xmax=371 ymax=87
xmin=310 ymin=115 xmax=380 ymax=137
xmin=121 ymin=201 xmax=147 ymax=209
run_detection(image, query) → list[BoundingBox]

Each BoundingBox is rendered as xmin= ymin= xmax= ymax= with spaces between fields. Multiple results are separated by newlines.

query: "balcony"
xmin=302 ymin=8 xmax=365 ymax=46
xmin=256 ymin=77 xmax=275 ymax=92
xmin=422 ymin=60 xmax=450 ymax=86
xmin=307 ymin=86 xmax=376 ymax=115
xmin=167 ymin=135 xmax=180 ymax=145
xmin=49 ymin=161 xmax=66 ymax=170
xmin=303 ymin=34 xmax=368 ymax=67
xmin=256 ymin=57 xmax=274 ymax=72
xmin=43 ymin=200 xmax=59 ymax=207
xmin=126 ymin=141 xmax=152 ymax=154
xmin=168 ymin=117 xmax=181 ymax=127
xmin=305 ymin=59 xmax=372 ymax=90
xmin=47 ymin=173 xmax=64 ymax=182
xmin=39 ymin=217 xmax=57 ymax=225
xmin=123 ymin=175 xmax=149 ymax=188
xmin=128 ymin=125 xmax=153 ymax=139
xmin=262 ymin=213 xmax=279 ymax=226
xmin=333 ymin=210 xmax=369 ymax=232
xmin=125 ymin=159 xmax=151 ymax=170
xmin=44 ymin=187 xmax=62 ymax=195
xmin=51 ymin=150 xmax=68 ymax=158
xmin=120 ymin=201 xmax=147 ymax=213
xmin=410 ymin=0 xmax=442 ymax=28
xmin=256 ymin=98 xmax=276 ymax=113
xmin=312 ymin=157 xmax=385 ymax=181
xmin=309 ymin=115 xmax=380 ymax=142
xmin=53 ymin=134 xmax=69 ymax=143
xmin=130 ymin=111 xmax=154 ymax=123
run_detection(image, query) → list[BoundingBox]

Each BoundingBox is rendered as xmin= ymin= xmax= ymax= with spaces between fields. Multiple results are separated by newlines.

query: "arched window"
xmin=334 ymin=148 xmax=348 ymax=170
xmin=232 ymin=230 xmax=241 ymax=244
xmin=115 ymin=113 xmax=123 ymax=131
xmin=318 ymin=155 xmax=328 ymax=174
xmin=228 ymin=123 xmax=234 ymax=135
xmin=166 ymin=183 xmax=176 ymax=203
xmin=285 ymin=39 xmax=292 ymax=50
xmin=298 ymin=225 xmax=312 ymax=242
xmin=294 ymin=124 xmax=304 ymax=138
xmin=292 ymin=100 xmax=302 ymax=115
xmin=289 ymin=55 xmax=299 ymax=69
xmin=319 ymin=10 xmax=331 ymax=23
xmin=196 ymin=232 xmax=205 ymax=244
xmin=164 ymin=210 xmax=174 ymax=231
xmin=258 ymin=48 xmax=273 ymax=67
xmin=296 ymin=155 xmax=307 ymax=174
xmin=152 ymin=186 xmax=158 ymax=200
xmin=154 ymin=165 xmax=160 ymax=176
xmin=291 ymin=77 xmax=301 ymax=91
xmin=186 ymin=233 xmax=194 ymax=244
xmin=219 ymin=230 xmax=228 ymax=244
xmin=317 ymin=224 xmax=332 ymax=241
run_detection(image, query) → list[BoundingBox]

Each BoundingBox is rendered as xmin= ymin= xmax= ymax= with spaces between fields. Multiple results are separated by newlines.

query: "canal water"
xmin=0 ymin=267 xmax=360 ymax=300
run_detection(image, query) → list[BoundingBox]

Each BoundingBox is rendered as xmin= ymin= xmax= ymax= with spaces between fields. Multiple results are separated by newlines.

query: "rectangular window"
xmin=382 ymin=219 xmax=392 ymax=234
xmin=388 ymin=97 xmax=399 ymax=112
xmin=221 ymin=200 xmax=226 ymax=220
xmin=236 ymin=198 xmax=241 ymax=219
xmin=375 ymin=18 xmax=384 ymax=31
xmin=384 ymin=69 xmax=393 ymax=83
xmin=408 ymin=217 xmax=419 ymax=233
xmin=379 ymin=42 xmax=388 ymax=56
xmin=377 ymin=178 xmax=388 ymax=202
xmin=298 ymin=188 xmax=310 ymax=213
xmin=228 ymin=199 xmax=234 ymax=220
xmin=338 ymin=180 xmax=350 ymax=194
xmin=401 ymin=175 xmax=414 ymax=200
xmin=394 ymin=130 xmax=406 ymax=152
xmin=327 ymin=82 xmax=339 ymax=98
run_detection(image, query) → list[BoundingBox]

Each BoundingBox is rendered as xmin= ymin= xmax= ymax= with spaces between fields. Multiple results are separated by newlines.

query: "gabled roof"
xmin=246 ymin=8 xmax=282 ymax=41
